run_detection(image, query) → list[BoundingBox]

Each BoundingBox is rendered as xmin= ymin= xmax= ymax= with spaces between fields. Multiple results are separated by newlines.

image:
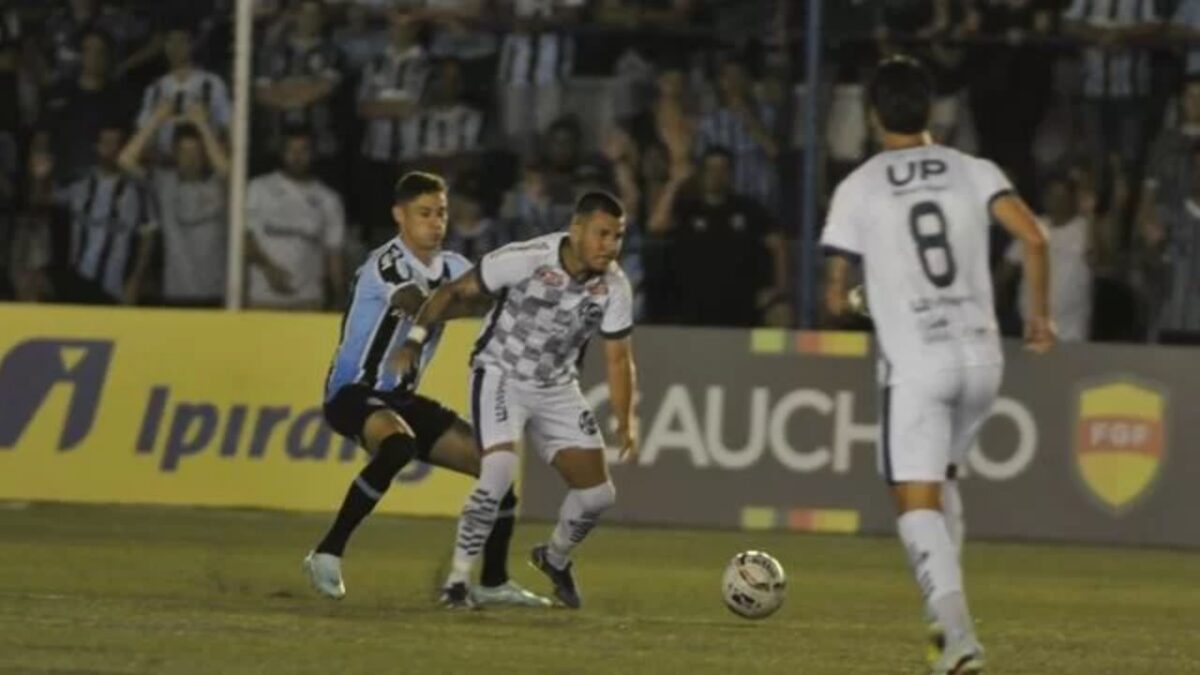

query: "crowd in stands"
xmin=0 ymin=0 xmax=1197 ymax=345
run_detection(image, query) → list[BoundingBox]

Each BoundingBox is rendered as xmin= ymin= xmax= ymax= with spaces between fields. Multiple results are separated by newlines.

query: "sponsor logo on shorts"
xmin=579 ymin=410 xmax=599 ymax=436
xmin=494 ymin=375 xmax=509 ymax=423
xmin=1073 ymin=378 xmax=1167 ymax=514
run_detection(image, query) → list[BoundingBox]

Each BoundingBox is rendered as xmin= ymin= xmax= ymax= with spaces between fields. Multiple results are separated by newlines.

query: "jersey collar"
xmin=394 ymin=236 xmax=444 ymax=280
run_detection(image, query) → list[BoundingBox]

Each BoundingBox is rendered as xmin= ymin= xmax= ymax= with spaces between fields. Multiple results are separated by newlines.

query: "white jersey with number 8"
xmin=821 ymin=145 xmax=1011 ymax=385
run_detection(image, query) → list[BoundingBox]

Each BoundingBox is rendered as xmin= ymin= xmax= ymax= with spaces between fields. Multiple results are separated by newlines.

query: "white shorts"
xmin=469 ymin=367 xmax=604 ymax=463
xmin=880 ymin=365 xmax=1003 ymax=484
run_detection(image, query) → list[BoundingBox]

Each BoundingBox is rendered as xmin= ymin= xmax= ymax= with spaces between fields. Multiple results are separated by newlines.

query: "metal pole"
xmin=799 ymin=0 xmax=823 ymax=328
xmin=225 ymin=0 xmax=254 ymax=310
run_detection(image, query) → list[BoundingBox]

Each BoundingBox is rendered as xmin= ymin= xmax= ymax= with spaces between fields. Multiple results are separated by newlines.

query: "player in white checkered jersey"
xmin=822 ymin=57 xmax=1055 ymax=674
xmin=393 ymin=191 xmax=637 ymax=609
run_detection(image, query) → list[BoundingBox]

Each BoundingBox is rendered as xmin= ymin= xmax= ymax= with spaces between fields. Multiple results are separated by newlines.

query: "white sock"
xmin=924 ymin=481 xmax=966 ymax=626
xmin=447 ymin=451 xmax=517 ymax=585
xmin=546 ymin=481 xmax=616 ymax=569
xmin=898 ymin=509 xmax=975 ymax=645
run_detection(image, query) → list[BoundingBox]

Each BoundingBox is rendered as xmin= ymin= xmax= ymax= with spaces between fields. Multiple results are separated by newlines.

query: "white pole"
xmin=225 ymin=0 xmax=254 ymax=310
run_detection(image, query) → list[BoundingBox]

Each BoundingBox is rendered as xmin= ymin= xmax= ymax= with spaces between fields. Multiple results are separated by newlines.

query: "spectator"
xmin=333 ymin=2 xmax=388 ymax=74
xmin=0 ymin=2 xmax=19 ymax=133
xmin=254 ymin=0 xmax=344 ymax=162
xmin=245 ymin=127 xmax=346 ymax=311
xmin=540 ymin=115 xmax=611 ymax=209
xmin=500 ymin=159 xmax=572 ymax=240
xmin=1143 ymin=78 xmax=1200 ymax=214
xmin=495 ymin=0 xmax=585 ymax=142
xmin=1169 ymin=0 xmax=1200 ymax=79
xmin=693 ymin=58 xmax=780 ymax=211
xmin=30 ymin=122 xmax=156 ymax=305
xmin=136 ymin=22 xmax=231 ymax=159
xmin=43 ymin=0 xmax=159 ymax=85
xmin=444 ymin=173 xmax=509 ymax=260
xmin=648 ymin=147 xmax=786 ymax=328
xmin=43 ymin=30 xmax=136 ymax=184
xmin=403 ymin=57 xmax=486 ymax=177
xmin=605 ymin=63 xmax=696 ymax=222
xmin=1139 ymin=145 xmax=1200 ymax=345
xmin=355 ymin=9 xmax=429 ymax=241
xmin=1061 ymin=0 xmax=1161 ymax=177
xmin=6 ymin=133 xmax=53 ymax=302
xmin=964 ymin=0 xmax=1055 ymax=196
xmin=1001 ymin=173 xmax=1095 ymax=342
xmin=119 ymin=100 xmax=229 ymax=308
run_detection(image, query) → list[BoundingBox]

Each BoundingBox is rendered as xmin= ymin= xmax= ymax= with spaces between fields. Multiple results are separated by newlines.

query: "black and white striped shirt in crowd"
xmin=63 ymin=171 xmax=155 ymax=300
xmin=404 ymin=104 xmax=485 ymax=161
xmin=695 ymin=105 xmax=781 ymax=209
xmin=359 ymin=45 xmax=430 ymax=163
xmin=137 ymin=70 xmax=232 ymax=156
xmin=255 ymin=38 xmax=344 ymax=157
xmin=496 ymin=30 xmax=574 ymax=86
xmin=1064 ymin=0 xmax=1158 ymax=99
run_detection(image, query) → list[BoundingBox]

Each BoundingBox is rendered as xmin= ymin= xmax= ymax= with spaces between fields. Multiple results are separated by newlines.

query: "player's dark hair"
xmin=573 ymin=190 xmax=625 ymax=221
xmin=868 ymin=55 xmax=933 ymax=135
xmin=393 ymin=171 xmax=447 ymax=205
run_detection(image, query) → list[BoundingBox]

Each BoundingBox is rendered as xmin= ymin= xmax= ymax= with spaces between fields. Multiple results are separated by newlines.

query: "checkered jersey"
xmin=471 ymin=232 xmax=633 ymax=385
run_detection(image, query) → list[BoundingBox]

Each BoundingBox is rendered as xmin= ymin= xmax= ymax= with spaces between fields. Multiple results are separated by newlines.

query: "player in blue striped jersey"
xmin=304 ymin=171 xmax=549 ymax=608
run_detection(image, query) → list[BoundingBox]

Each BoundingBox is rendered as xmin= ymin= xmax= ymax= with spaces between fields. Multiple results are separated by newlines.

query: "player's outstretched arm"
xmin=604 ymin=336 xmax=638 ymax=463
xmin=992 ymin=193 xmax=1055 ymax=353
xmin=390 ymin=269 xmax=485 ymax=380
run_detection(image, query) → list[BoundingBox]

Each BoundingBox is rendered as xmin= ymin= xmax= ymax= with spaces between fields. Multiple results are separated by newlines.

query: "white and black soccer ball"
xmin=721 ymin=550 xmax=786 ymax=620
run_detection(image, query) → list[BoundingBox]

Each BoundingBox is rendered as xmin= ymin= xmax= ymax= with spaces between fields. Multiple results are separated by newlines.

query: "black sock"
xmin=316 ymin=433 xmax=416 ymax=557
xmin=480 ymin=488 xmax=518 ymax=587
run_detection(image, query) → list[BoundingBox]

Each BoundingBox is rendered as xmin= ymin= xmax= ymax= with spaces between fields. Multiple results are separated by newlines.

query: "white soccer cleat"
xmin=303 ymin=551 xmax=346 ymax=600
xmin=471 ymin=580 xmax=553 ymax=608
xmin=930 ymin=638 xmax=985 ymax=674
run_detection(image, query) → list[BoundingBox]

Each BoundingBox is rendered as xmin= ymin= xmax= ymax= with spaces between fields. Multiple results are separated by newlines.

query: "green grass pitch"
xmin=0 ymin=503 xmax=1197 ymax=674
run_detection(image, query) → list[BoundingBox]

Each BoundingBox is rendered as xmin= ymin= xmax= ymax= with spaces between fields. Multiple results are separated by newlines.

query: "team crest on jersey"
xmin=731 ymin=213 xmax=747 ymax=232
xmin=535 ymin=266 xmax=565 ymax=288
xmin=578 ymin=410 xmax=599 ymax=436
xmin=1073 ymin=378 xmax=1168 ymax=515
xmin=578 ymin=301 xmax=603 ymax=327
xmin=692 ymin=217 xmax=707 ymax=232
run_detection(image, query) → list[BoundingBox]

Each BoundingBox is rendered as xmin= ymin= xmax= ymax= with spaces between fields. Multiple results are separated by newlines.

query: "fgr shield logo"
xmin=0 ymin=339 xmax=113 ymax=451
xmin=1074 ymin=379 xmax=1167 ymax=514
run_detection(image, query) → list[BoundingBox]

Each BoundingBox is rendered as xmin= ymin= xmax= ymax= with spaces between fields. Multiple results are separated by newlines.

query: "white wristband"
xmin=407 ymin=325 xmax=429 ymax=346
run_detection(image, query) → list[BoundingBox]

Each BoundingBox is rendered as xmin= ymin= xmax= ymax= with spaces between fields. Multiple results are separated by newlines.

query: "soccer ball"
xmin=721 ymin=550 xmax=787 ymax=619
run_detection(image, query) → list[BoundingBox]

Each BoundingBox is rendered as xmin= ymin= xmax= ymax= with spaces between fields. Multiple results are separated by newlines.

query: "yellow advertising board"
xmin=0 ymin=303 xmax=480 ymax=515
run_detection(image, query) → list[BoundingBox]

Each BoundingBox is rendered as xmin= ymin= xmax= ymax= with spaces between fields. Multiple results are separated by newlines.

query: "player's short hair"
xmin=868 ymin=55 xmax=933 ymax=135
xmin=393 ymin=171 xmax=447 ymax=205
xmin=573 ymin=190 xmax=625 ymax=222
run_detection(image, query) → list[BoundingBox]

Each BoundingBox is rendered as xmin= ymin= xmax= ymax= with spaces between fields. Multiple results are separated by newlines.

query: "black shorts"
xmin=324 ymin=383 xmax=462 ymax=461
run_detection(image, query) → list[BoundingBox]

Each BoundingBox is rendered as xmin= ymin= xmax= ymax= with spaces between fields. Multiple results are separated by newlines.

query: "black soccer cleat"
xmin=439 ymin=582 xmax=479 ymax=610
xmin=529 ymin=544 xmax=582 ymax=609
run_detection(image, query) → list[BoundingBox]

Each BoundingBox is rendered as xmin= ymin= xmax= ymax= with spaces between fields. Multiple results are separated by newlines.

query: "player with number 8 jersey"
xmin=820 ymin=56 xmax=1054 ymax=674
